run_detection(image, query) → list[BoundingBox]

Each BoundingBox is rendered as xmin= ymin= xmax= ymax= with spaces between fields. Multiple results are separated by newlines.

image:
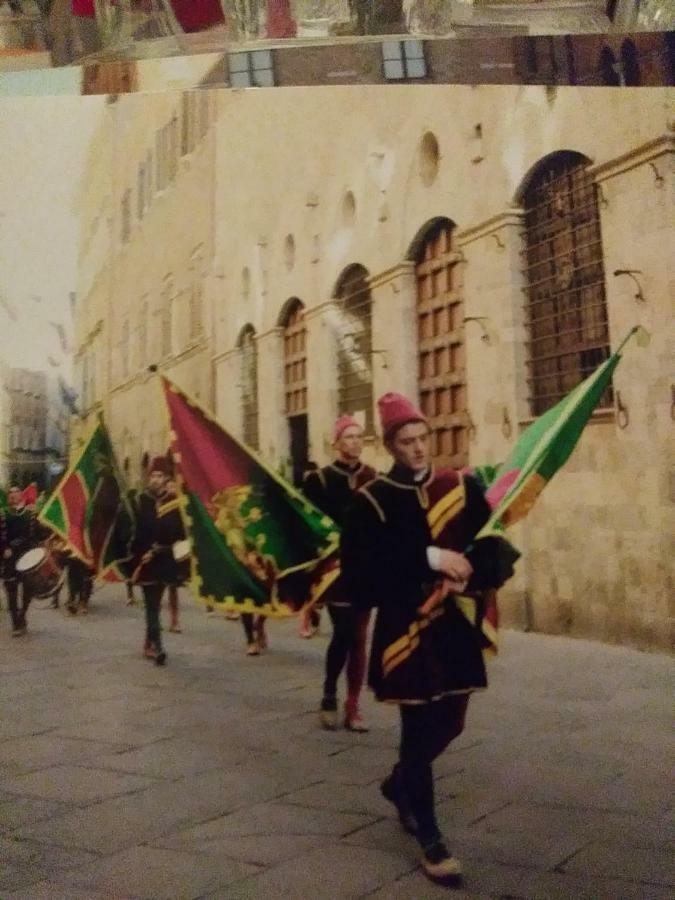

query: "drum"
xmin=172 ymin=540 xmax=191 ymax=563
xmin=15 ymin=547 xmax=65 ymax=599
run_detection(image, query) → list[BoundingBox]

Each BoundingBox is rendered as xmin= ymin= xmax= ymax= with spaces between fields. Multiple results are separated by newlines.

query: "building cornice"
xmin=303 ymin=298 xmax=341 ymax=321
xmin=589 ymin=134 xmax=674 ymax=184
xmin=367 ymin=262 xmax=416 ymax=290
xmin=257 ymin=326 xmax=284 ymax=343
xmin=456 ymin=209 xmax=524 ymax=247
xmin=212 ymin=346 xmax=241 ymax=365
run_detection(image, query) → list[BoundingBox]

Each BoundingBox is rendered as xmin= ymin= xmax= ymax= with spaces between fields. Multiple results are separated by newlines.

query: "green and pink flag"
xmin=477 ymin=327 xmax=647 ymax=538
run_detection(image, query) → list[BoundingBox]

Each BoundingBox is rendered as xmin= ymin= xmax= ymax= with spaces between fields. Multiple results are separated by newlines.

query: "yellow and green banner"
xmin=162 ymin=377 xmax=339 ymax=616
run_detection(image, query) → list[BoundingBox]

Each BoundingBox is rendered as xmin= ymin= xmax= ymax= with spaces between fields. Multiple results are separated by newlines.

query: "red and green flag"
xmin=38 ymin=418 xmax=134 ymax=579
xmin=478 ymin=327 xmax=646 ymax=538
xmin=22 ymin=483 xmax=38 ymax=508
xmin=161 ymin=377 xmax=339 ymax=616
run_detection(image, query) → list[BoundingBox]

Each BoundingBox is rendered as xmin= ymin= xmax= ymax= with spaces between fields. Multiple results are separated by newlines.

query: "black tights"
xmin=142 ymin=584 xmax=164 ymax=650
xmin=241 ymin=613 xmax=265 ymax=643
xmin=397 ymin=693 xmax=469 ymax=847
xmin=5 ymin=579 xmax=31 ymax=630
xmin=323 ymin=605 xmax=368 ymax=707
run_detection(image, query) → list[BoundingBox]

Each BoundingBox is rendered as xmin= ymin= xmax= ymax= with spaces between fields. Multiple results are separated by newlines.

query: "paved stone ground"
xmin=1 ymin=585 xmax=672 ymax=899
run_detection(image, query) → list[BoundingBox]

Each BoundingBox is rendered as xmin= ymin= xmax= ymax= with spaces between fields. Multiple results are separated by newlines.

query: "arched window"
xmin=281 ymin=299 xmax=307 ymax=417
xmin=334 ymin=264 xmax=373 ymax=433
xmin=238 ymin=325 xmax=259 ymax=451
xmin=522 ymin=151 xmax=611 ymax=416
xmin=621 ymin=39 xmax=641 ymax=86
xmin=412 ymin=219 xmax=468 ymax=469
xmin=281 ymin=298 xmax=308 ymax=486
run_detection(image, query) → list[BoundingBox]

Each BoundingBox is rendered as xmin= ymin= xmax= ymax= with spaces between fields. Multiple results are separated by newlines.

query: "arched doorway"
xmin=237 ymin=324 xmax=259 ymax=451
xmin=280 ymin=298 xmax=308 ymax=485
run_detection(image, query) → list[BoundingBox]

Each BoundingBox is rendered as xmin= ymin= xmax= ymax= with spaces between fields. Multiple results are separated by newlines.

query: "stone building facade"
xmin=74 ymin=84 xmax=673 ymax=651
xmin=3 ymin=367 xmax=49 ymax=488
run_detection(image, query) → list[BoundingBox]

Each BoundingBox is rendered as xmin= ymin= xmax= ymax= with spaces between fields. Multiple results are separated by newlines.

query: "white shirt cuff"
xmin=426 ymin=546 xmax=442 ymax=571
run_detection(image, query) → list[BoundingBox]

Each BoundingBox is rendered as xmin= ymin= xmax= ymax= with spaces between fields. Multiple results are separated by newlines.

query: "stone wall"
xmin=76 ymin=83 xmax=673 ymax=649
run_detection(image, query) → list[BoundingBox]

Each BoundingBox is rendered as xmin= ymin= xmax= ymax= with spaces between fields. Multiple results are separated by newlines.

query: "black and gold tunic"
xmin=129 ymin=490 xmax=188 ymax=586
xmin=302 ymin=459 xmax=376 ymax=608
xmin=0 ymin=506 xmax=42 ymax=582
xmin=340 ymin=463 xmax=511 ymax=704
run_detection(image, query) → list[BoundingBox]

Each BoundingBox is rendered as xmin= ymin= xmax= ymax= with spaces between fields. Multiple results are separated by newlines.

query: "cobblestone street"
xmin=1 ymin=585 xmax=672 ymax=899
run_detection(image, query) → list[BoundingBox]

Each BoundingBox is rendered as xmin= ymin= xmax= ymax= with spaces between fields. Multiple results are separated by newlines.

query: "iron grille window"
xmin=336 ymin=265 xmax=374 ymax=434
xmin=229 ymin=50 xmax=275 ymax=88
xmin=240 ymin=327 xmax=259 ymax=450
xmin=523 ymin=152 xmax=611 ymax=416
xmin=415 ymin=220 xmax=468 ymax=469
xmin=283 ymin=301 xmax=307 ymax=416
xmin=382 ymin=40 xmax=427 ymax=81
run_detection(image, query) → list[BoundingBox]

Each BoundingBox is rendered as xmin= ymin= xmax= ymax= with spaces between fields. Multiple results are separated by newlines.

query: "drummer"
xmin=0 ymin=486 xmax=41 ymax=636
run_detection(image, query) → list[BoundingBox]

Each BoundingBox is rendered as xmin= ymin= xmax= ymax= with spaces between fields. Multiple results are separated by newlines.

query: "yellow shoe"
xmin=421 ymin=842 xmax=462 ymax=884
xmin=319 ymin=708 xmax=338 ymax=730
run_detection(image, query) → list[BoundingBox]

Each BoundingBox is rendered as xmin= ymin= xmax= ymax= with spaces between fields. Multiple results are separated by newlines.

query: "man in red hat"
xmin=303 ymin=414 xmax=376 ymax=732
xmin=129 ymin=457 xmax=188 ymax=666
xmin=340 ymin=393 xmax=516 ymax=884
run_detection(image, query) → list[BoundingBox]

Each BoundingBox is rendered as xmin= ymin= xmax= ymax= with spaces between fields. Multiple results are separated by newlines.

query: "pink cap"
xmin=378 ymin=392 xmax=427 ymax=440
xmin=334 ymin=414 xmax=362 ymax=442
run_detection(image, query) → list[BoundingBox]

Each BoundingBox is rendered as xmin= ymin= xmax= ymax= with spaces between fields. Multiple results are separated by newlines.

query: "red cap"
xmin=378 ymin=392 xmax=427 ymax=440
xmin=149 ymin=456 xmax=171 ymax=476
xmin=334 ymin=414 xmax=362 ymax=443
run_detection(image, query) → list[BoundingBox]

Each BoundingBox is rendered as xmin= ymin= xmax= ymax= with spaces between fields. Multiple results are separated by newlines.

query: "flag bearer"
xmin=129 ymin=458 xmax=185 ymax=666
xmin=340 ymin=393 xmax=516 ymax=885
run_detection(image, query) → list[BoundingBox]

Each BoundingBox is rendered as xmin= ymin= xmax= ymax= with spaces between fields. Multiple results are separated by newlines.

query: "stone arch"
xmin=405 ymin=216 xmax=456 ymax=262
xmin=513 ymin=149 xmax=592 ymax=207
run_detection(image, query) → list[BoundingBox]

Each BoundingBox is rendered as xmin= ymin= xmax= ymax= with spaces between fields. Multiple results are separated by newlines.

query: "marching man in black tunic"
xmin=130 ymin=458 xmax=188 ymax=666
xmin=341 ymin=393 xmax=515 ymax=885
xmin=1 ymin=486 xmax=41 ymax=636
xmin=303 ymin=414 xmax=376 ymax=731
